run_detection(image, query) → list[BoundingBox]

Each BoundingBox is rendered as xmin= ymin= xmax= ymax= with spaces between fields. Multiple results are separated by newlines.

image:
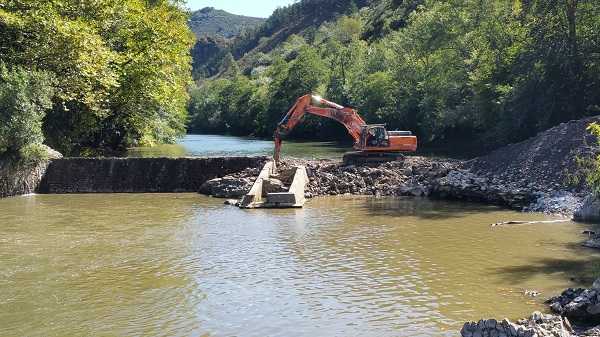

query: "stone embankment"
xmin=204 ymin=155 xmax=579 ymax=216
xmin=38 ymin=156 xmax=267 ymax=194
xmin=0 ymin=146 xmax=62 ymax=198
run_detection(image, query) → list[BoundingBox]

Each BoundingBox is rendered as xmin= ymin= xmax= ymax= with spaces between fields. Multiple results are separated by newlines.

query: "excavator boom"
xmin=274 ymin=95 xmax=366 ymax=161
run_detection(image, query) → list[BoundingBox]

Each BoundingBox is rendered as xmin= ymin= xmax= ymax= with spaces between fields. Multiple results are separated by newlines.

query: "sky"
xmin=185 ymin=0 xmax=297 ymax=18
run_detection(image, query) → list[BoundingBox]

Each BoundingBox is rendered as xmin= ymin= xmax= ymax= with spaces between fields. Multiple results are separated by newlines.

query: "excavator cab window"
xmin=366 ymin=126 xmax=389 ymax=147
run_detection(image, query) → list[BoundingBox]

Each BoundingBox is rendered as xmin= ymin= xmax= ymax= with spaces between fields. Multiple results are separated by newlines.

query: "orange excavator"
xmin=273 ymin=94 xmax=417 ymax=164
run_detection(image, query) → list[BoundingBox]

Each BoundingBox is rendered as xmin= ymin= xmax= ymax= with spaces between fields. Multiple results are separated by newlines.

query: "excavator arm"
xmin=274 ymin=94 xmax=366 ymax=162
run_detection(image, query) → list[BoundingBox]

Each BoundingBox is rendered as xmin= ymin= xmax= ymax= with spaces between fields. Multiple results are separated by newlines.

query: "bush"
xmin=583 ymin=123 xmax=600 ymax=196
xmin=0 ymin=64 xmax=55 ymax=158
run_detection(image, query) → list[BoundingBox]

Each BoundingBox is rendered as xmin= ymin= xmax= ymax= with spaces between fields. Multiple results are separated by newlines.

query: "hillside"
xmin=191 ymin=0 xmax=424 ymax=75
xmin=188 ymin=0 xmax=600 ymax=153
xmin=188 ymin=7 xmax=265 ymax=39
xmin=189 ymin=7 xmax=265 ymax=78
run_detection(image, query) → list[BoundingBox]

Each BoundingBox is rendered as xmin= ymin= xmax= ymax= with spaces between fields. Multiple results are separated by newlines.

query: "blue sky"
xmin=185 ymin=0 xmax=297 ymax=18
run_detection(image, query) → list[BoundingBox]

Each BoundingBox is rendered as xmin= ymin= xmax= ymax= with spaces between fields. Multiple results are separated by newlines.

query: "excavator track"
xmin=342 ymin=151 xmax=404 ymax=165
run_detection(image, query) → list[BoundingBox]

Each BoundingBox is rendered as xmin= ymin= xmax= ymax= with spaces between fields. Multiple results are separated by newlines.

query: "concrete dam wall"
xmin=37 ymin=157 xmax=267 ymax=194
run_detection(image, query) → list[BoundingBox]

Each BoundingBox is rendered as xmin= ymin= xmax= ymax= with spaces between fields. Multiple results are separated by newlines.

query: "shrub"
xmin=583 ymin=123 xmax=600 ymax=196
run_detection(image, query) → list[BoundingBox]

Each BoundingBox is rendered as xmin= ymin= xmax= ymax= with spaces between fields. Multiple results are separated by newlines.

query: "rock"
xmin=588 ymin=303 xmax=600 ymax=315
xmin=547 ymin=284 xmax=600 ymax=323
xmin=41 ymin=144 xmax=63 ymax=159
xmin=551 ymin=302 xmax=564 ymax=313
xmin=262 ymin=178 xmax=287 ymax=195
xmin=199 ymin=176 xmax=253 ymax=198
xmin=272 ymin=168 xmax=296 ymax=183
xmin=583 ymin=236 xmax=600 ymax=249
xmin=531 ymin=311 xmax=544 ymax=322
xmin=462 ymin=313 xmax=574 ymax=337
xmin=0 ymin=148 xmax=58 ymax=198
xmin=592 ymin=278 xmax=600 ymax=290
xmin=526 ymin=191 xmax=583 ymax=216
xmin=200 ymin=155 xmax=584 ymax=217
xmin=574 ymin=195 xmax=600 ymax=223
xmin=224 ymin=199 xmax=239 ymax=206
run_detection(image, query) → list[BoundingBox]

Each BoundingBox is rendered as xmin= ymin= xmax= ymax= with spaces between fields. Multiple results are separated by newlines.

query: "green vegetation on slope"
xmin=0 ymin=0 xmax=194 ymax=157
xmin=189 ymin=7 xmax=265 ymax=39
xmin=189 ymin=0 xmax=600 ymax=150
xmin=189 ymin=7 xmax=266 ymax=79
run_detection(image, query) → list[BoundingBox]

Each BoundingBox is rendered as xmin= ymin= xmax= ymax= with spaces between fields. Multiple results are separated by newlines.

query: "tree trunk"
xmin=565 ymin=0 xmax=578 ymax=56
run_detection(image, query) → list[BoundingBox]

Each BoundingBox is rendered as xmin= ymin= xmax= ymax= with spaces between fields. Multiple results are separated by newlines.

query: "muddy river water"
xmin=1 ymin=194 xmax=599 ymax=337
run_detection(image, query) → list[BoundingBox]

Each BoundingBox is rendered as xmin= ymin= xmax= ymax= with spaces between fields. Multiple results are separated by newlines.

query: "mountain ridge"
xmin=188 ymin=7 xmax=266 ymax=78
xmin=188 ymin=7 xmax=266 ymax=39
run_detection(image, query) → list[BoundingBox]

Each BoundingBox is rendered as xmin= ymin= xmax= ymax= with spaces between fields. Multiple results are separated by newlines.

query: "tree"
xmin=0 ymin=0 xmax=194 ymax=153
xmin=0 ymin=64 xmax=55 ymax=159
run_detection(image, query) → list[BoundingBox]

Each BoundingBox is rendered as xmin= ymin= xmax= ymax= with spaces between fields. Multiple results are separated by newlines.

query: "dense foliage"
xmin=0 ymin=0 xmax=194 ymax=155
xmin=0 ymin=64 xmax=55 ymax=161
xmin=583 ymin=123 xmax=600 ymax=196
xmin=189 ymin=0 xmax=600 ymax=150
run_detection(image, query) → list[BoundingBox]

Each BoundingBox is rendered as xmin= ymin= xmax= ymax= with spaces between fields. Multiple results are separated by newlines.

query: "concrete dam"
xmin=17 ymin=156 xmax=267 ymax=196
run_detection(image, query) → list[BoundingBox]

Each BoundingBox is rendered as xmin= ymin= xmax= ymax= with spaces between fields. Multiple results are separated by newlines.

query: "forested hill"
xmin=189 ymin=0 xmax=600 ymax=152
xmin=189 ymin=7 xmax=265 ymax=79
xmin=189 ymin=7 xmax=265 ymax=39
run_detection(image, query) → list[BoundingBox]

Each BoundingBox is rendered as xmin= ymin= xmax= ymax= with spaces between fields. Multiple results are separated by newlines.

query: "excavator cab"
xmin=362 ymin=125 xmax=389 ymax=148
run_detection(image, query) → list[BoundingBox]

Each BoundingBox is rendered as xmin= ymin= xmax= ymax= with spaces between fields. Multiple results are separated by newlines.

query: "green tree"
xmin=266 ymin=47 xmax=329 ymax=138
xmin=0 ymin=64 xmax=55 ymax=160
xmin=0 ymin=0 xmax=194 ymax=154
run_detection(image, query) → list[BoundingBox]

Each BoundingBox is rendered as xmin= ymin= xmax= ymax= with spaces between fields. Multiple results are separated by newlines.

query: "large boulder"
xmin=199 ymin=176 xmax=253 ymax=198
xmin=574 ymin=195 xmax=600 ymax=223
xmin=262 ymin=178 xmax=287 ymax=195
xmin=547 ymin=280 xmax=600 ymax=324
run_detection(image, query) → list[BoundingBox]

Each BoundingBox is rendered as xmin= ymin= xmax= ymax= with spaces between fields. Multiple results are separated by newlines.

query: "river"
xmin=1 ymin=193 xmax=598 ymax=337
xmin=127 ymin=134 xmax=349 ymax=159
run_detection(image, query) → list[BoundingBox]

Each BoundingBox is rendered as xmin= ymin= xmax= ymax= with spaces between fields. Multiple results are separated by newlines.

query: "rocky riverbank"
xmin=462 ymin=280 xmax=600 ymax=337
xmin=201 ymin=117 xmax=600 ymax=218
xmin=200 ymin=155 xmax=584 ymax=216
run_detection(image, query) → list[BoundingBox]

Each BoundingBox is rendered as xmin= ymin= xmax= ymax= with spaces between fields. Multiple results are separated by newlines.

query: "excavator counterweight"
xmin=274 ymin=94 xmax=417 ymax=164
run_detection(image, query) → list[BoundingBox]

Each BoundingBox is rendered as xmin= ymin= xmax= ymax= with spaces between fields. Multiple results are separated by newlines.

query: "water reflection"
xmin=0 ymin=194 xmax=597 ymax=337
xmin=127 ymin=134 xmax=349 ymax=159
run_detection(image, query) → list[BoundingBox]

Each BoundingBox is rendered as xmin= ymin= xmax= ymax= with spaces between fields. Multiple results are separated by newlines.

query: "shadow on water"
xmin=358 ymin=196 xmax=502 ymax=220
xmin=495 ymin=247 xmax=600 ymax=285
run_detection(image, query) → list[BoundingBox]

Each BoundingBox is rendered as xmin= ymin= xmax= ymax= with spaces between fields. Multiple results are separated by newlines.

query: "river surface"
xmin=127 ymin=134 xmax=349 ymax=159
xmin=1 ymin=194 xmax=598 ymax=337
